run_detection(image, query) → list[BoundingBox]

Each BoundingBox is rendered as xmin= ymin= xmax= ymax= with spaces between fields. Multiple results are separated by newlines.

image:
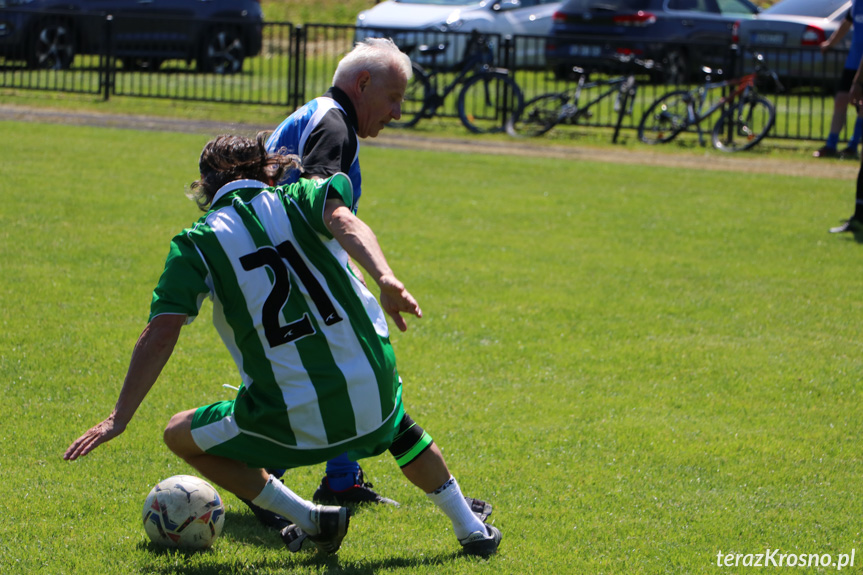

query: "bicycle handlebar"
xmin=746 ymin=50 xmax=784 ymax=92
xmin=460 ymin=29 xmax=494 ymax=67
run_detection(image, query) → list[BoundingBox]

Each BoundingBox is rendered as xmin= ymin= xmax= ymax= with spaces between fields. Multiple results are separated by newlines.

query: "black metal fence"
xmin=0 ymin=10 xmax=850 ymax=143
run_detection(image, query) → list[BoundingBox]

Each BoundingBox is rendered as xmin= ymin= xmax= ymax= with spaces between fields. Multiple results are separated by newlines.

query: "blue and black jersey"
xmin=266 ymin=87 xmax=363 ymax=213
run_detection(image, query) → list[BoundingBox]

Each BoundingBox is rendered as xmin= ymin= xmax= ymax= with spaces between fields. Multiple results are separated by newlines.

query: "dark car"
xmin=734 ymin=0 xmax=851 ymax=89
xmin=0 ymin=0 xmax=264 ymax=73
xmin=545 ymin=0 xmax=760 ymax=82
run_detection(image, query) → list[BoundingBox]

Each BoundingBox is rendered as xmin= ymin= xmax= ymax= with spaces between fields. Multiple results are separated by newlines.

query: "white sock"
xmin=425 ymin=476 xmax=486 ymax=540
xmin=252 ymin=475 xmax=318 ymax=534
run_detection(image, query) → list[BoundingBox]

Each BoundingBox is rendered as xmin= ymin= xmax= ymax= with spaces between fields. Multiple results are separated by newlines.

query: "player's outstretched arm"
xmin=63 ymin=313 xmax=186 ymax=461
xmin=324 ymin=199 xmax=421 ymax=331
xmin=376 ymin=274 xmax=422 ymax=333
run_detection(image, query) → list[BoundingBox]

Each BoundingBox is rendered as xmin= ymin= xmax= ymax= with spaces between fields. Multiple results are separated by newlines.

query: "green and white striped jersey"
xmin=150 ymin=174 xmax=400 ymax=452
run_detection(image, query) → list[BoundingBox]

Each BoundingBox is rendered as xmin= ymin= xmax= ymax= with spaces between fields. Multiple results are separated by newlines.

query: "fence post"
xmin=100 ymin=14 xmax=114 ymax=101
xmin=724 ymin=43 xmax=741 ymax=146
xmin=289 ymin=24 xmax=306 ymax=112
xmin=502 ymin=34 xmax=513 ymax=70
xmin=502 ymin=34 xmax=514 ymax=130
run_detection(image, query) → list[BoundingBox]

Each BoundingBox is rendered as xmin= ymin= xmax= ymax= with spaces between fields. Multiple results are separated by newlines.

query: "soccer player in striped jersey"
xmin=64 ymin=132 xmax=501 ymax=557
xmin=261 ymin=37 xmax=412 ymax=512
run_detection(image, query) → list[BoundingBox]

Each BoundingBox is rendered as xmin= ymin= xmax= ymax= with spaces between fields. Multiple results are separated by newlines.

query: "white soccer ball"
xmin=142 ymin=474 xmax=225 ymax=549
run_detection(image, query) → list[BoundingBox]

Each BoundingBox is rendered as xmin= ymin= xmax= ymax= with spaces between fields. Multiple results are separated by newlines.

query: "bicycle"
xmin=637 ymin=52 xmax=783 ymax=152
xmin=506 ymin=57 xmax=654 ymax=141
xmin=391 ymin=31 xmax=524 ymax=134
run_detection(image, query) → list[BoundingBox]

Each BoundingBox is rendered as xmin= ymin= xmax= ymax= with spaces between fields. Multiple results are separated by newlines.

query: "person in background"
xmin=815 ymin=6 xmax=863 ymax=160
xmin=831 ymin=40 xmax=863 ymax=233
xmin=260 ymin=38 xmax=489 ymax=527
xmin=260 ymin=36 xmax=409 ymax=514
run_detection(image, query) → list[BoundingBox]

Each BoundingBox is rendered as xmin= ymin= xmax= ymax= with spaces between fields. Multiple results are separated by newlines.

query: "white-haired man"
xmin=266 ymin=37 xmax=411 ymax=213
xmin=261 ymin=38 xmax=492 ymax=525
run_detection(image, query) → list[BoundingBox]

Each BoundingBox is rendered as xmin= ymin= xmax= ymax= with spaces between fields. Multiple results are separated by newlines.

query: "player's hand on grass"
xmin=64 ymin=413 xmax=126 ymax=461
xmin=378 ymin=274 xmax=421 ymax=332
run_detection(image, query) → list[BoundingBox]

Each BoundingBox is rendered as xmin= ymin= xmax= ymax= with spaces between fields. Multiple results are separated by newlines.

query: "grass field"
xmin=1 ymin=119 xmax=861 ymax=574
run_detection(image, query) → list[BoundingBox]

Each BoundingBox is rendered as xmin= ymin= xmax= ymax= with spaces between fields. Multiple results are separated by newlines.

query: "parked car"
xmin=355 ymin=0 xmax=563 ymax=69
xmin=545 ymin=0 xmax=760 ymax=83
xmin=0 ymin=0 xmax=264 ymax=73
xmin=733 ymin=0 xmax=851 ymax=90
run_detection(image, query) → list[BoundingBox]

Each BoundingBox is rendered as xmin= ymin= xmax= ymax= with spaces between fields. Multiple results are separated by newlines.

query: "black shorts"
xmin=839 ymin=67 xmax=857 ymax=93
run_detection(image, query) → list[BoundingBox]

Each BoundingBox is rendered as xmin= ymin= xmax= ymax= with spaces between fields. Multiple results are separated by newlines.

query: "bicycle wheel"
xmin=506 ymin=93 xmax=567 ymax=137
xmin=711 ymin=94 xmax=775 ymax=152
xmin=458 ymin=71 xmax=524 ymax=134
xmin=637 ymin=89 xmax=694 ymax=145
xmin=389 ymin=63 xmax=432 ymax=128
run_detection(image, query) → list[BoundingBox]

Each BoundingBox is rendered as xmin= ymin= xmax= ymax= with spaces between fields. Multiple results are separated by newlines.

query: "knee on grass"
xmin=162 ymin=409 xmax=200 ymax=459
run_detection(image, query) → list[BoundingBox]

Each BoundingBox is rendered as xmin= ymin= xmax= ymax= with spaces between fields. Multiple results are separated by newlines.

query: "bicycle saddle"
xmin=418 ymin=43 xmax=448 ymax=56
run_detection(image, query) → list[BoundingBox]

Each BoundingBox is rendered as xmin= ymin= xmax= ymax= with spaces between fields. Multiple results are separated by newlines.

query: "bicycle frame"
xmin=508 ymin=54 xmax=651 ymax=140
xmin=418 ymin=35 xmax=504 ymax=114
xmin=394 ymin=31 xmax=523 ymax=133
xmin=684 ymin=72 xmax=758 ymax=146
xmin=637 ymin=51 xmax=779 ymax=151
xmin=560 ymin=75 xmax=633 ymax=124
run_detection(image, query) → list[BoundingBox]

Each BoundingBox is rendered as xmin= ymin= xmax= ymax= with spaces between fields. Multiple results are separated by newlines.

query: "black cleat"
xmin=240 ymin=497 xmax=293 ymax=531
xmin=460 ymin=524 xmax=502 ymax=557
xmin=280 ymin=505 xmax=350 ymax=554
xmin=813 ymin=145 xmax=839 ymax=159
xmin=312 ymin=468 xmax=399 ymax=506
xmin=464 ymin=497 xmax=492 ymax=522
xmin=829 ymin=217 xmax=863 ymax=233
xmin=839 ymin=146 xmax=860 ymax=161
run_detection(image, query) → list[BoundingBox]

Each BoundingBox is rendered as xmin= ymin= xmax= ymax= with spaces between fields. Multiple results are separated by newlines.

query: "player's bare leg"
xmin=163 ymin=409 xmax=350 ymax=553
xmin=401 ymin=442 xmax=501 ymax=556
xmin=163 ymin=409 xmax=268 ymax=499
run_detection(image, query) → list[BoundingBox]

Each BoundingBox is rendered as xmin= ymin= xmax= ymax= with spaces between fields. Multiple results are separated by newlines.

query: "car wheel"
xmin=121 ymin=57 xmax=164 ymax=72
xmin=27 ymin=20 xmax=75 ymax=70
xmin=661 ymin=49 xmax=688 ymax=85
xmin=199 ymin=27 xmax=244 ymax=74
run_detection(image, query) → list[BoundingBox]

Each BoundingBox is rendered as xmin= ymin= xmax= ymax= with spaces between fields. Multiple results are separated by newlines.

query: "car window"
xmin=714 ymin=0 xmax=757 ymax=15
xmin=559 ymin=0 xmax=651 ymax=10
xmin=394 ymin=0 xmax=484 ymax=4
xmin=668 ymin=0 xmax=715 ymax=12
xmin=763 ymin=0 xmax=849 ymax=18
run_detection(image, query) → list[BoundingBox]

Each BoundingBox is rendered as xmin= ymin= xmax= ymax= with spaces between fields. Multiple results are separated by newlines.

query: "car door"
xmin=664 ymin=0 xmax=734 ymax=45
xmin=492 ymin=0 xmax=561 ymax=36
xmin=93 ymin=0 xmax=200 ymax=59
xmin=489 ymin=0 xmax=562 ymax=66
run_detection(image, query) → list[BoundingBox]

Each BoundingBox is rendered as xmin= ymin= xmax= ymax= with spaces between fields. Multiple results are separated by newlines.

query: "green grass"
xmin=1 ymin=120 xmax=861 ymax=574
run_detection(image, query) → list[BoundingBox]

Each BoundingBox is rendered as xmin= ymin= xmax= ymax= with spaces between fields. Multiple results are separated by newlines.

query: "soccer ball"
xmin=142 ymin=475 xmax=225 ymax=549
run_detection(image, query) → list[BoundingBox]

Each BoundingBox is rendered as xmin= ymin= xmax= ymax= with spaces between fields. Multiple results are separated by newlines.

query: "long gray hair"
xmin=189 ymin=131 xmax=300 ymax=211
